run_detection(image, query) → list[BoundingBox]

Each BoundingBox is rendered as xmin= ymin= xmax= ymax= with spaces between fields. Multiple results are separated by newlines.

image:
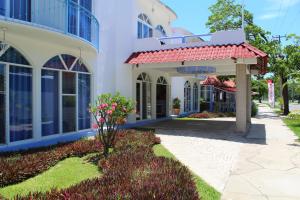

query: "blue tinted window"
xmin=78 ymin=74 xmax=90 ymax=130
xmin=10 ymin=0 xmax=31 ymax=21
xmin=61 ymin=54 xmax=76 ymax=69
xmin=0 ymin=47 xmax=30 ymax=65
xmin=80 ymin=9 xmax=91 ymax=42
xmin=80 ymin=0 xmax=91 ymax=11
xmin=72 ymin=60 xmax=88 ymax=72
xmin=9 ymin=66 xmax=32 ymax=142
xmin=63 ymin=96 xmax=76 ymax=133
xmin=0 ymin=64 xmax=5 ymax=143
xmin=0 ymin=1 xmax=5 ymax=16
xmin=42 ymin=70 xmax=59 ymax=136
xmin=138 ymin=22 xmax=143 ymax=39
xmin=43 ymin=56 xmax=65 ymax=70
xmin=68 ymin=1 xmax=78 ymax=35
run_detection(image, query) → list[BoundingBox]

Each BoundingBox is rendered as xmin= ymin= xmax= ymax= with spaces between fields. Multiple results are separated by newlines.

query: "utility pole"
xmin=241 ymin=0 xmax=245 ymax=31
xmin=272 ymin=35 xmax=287 ymax=44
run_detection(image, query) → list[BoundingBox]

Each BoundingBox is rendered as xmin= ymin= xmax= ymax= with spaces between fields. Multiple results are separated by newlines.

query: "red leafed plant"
xmin=90 ymin=93 xmax=134 ymax=158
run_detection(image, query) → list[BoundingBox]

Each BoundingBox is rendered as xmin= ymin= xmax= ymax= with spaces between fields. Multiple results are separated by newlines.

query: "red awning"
xmin=125 ymin=43 xmax=268 ymax=74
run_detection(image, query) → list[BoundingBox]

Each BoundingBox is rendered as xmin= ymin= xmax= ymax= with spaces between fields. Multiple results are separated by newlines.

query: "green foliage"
xmin=90 ymin=93 xmax=135 ymax=157
xmin=284 ymin=118 xmax=300 ymax=140
xmin=154 ymin=144 xmax=221 ymax=200
xmin=251 ymin=102 xmax=258 ymax=117
xmin=173 ymin=97 xmax=181 ymax=109
xmin=252 ymin=78 xmax=268 ymax=101
xmin=0 ymin=140 xmax=101 ymax=187
xmin=0 ymin=156 xmax=101 ymax=199
xmin=287 ymin=112 xmax=300 ymax=120
xmin=206 ymin=0 xmax=276 ymax=54
xmin=20 ymin=132 xmax=200 ymax=200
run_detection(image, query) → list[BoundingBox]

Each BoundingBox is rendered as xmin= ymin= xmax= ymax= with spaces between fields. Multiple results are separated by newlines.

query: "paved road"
xmin=290 ymin=103 xmax=300 ymax=112
xmin=146 ymin=104 xmax=300 ymax=200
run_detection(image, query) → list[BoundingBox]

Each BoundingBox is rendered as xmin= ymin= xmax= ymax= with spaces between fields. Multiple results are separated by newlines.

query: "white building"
xmin=0 ymin=0 xmax=267 ymax=151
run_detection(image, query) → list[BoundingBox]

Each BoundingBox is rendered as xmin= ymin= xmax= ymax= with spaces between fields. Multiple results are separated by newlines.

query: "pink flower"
xmin=112 ymin=103 xmax=117 ymax=107
xmin=92 ymin=123 xmax=99 ymax=129
xmin=98 ymin=118 xmax=105 ymax=123
xmin=112 ymin=106 xmax=116 ymax=111
xmin=106 ymin=110 xmax=113 ymax=115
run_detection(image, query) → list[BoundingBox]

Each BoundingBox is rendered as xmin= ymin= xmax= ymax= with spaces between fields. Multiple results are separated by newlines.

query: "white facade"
xmin=0 ymin=0 xmax=251 ymax=150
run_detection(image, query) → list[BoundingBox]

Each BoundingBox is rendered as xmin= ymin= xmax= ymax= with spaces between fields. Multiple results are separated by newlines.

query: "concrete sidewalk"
xmin=222 ymin=105 xmax=300 ymax=200
xmin=153 ymin=104 xmax=300 ymax=199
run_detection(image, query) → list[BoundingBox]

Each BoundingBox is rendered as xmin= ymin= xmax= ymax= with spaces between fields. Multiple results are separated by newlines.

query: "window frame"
xmin=137 ymin=13 xmax=153 ymax=39
xmin=42 ymin=54 xmax=92 ymax=136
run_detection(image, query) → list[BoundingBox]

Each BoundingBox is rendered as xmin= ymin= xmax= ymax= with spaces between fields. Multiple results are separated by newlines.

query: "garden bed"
xmin=187 ymin=112 xmax=236 ymax=119
xmin=0 ymin=130 xmax=220 ymax=200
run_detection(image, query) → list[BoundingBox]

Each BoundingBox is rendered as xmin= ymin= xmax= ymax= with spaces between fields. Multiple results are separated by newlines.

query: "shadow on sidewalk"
xmin=137 ymin=119 xmax=267 ymax=145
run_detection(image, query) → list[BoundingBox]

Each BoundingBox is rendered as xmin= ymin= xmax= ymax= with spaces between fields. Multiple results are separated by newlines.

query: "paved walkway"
xmin=147 ymin=104 xmax=300 ymax=200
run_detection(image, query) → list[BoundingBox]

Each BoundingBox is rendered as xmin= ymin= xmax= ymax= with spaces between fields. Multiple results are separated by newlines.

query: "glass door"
xmin=156 ymin=84 xmax=167 ymax=118
xmin=136 ymin=81 xmax=142 ymax=120
xmin=0 ymin=64 xmax=5 ymax=144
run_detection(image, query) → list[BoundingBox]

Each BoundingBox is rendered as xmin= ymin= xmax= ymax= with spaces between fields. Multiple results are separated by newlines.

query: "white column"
xmin=247 ymin=74 xmax=252 ymax=124
xmin=33 ymin=67 xmax=42 ymax=139
xmin=236 ymin=64 xmax=249 ymax=133
xmin=151 ymin=81 xmax=156 ymax=120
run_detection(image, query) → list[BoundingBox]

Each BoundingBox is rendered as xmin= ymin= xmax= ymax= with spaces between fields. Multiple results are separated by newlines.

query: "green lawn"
xmin=0 ymin=156 xmax=101 ymax=199
xmin=284 ymin=118 xmax=300 ymax=140
xmin=153 ymin=144 xmax=221 ymax=200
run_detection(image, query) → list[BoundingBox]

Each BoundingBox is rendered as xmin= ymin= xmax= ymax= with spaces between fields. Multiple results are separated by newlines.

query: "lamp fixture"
xmin=78 ymin=47 xmax=83 ymax=66
xmin=0 ymin=28 xmax=8 ymax=52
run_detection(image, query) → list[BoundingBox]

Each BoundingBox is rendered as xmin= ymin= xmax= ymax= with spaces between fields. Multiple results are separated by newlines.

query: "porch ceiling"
xmin=125 ymin=43 xmax=268 ymax=76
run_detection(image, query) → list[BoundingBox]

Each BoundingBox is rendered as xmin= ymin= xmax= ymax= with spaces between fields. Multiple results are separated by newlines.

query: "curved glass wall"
xmin=0 ymin=0 xmax=99 ymax=49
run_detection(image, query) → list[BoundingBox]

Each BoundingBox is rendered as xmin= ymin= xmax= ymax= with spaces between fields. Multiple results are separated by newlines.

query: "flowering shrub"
xmin=189 ymin=113 xmax=210 ymax=119
xmin=188 ymin=112 xmax=236 ymax=119
xmin=90 ymin=93 xmax=134 ymax=157
xmin=0 ymin=140 xmax=101 ymax=187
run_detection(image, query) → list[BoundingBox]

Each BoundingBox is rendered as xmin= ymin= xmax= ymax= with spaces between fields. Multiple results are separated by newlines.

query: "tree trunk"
xmin=281 ymin=75 xmax=289 ymax=115
xmin=103 ymin=145 xmax=109 ymax=158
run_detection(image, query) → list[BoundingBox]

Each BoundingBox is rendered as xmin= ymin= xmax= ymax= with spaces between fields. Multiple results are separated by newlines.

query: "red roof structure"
xmin=201 ymin=76 xmax=237 ymax=93
xmin=125 ymin=43 xmax=268 ymax=73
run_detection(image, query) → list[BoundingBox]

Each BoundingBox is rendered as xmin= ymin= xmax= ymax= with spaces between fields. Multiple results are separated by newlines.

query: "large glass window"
xmin=0 ymin=46 xmax=31 ymax=143
xmin=137 ymin=14 xmax=153 ymax=39
xmin=10 ymin=0 xmax=31 ymax=21
xmin=156 ymin=77 xmax=168 ymax=119
xmin=156 ymin=25 xmax=167 ymax=37
xmin=80 ymin=0 xmax=92 ymax=42
xmin=41 ymin=70 xmax=59 ymax=136
xmin=78 ymin=74 xmax=91 ymax=130
xmin=0 ymin=1 xmax=5 ymax=16
xmin=69 ymin=0 xmax=92 ymax=41
xmin=43 ymin=54 xmax=91 ymax=135
xmin=184 ymin=81 xmax=191 ymax=113
xmin=9 ymin=66 xmax=32 ymax=142
xmin=136 ymin=73 xmax=152 ymax=120
xmin=0 ymin=64 xmax=5 ymax=143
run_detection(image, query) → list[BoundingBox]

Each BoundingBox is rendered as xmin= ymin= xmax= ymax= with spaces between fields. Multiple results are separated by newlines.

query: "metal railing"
xmin=159 ymin=34 xmax=212 ymax=45
xmin=0 ymin=0 xmax=99 ymax=50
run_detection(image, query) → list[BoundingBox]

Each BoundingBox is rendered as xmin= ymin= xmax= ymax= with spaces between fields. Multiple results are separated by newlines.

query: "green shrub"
xmin=251 ymin=102 xmax=258 ymax=117
xmin=287 ymin=112 xmax=300 ymax=120
xmin=0 ymin=140 xmax=102 ymax=187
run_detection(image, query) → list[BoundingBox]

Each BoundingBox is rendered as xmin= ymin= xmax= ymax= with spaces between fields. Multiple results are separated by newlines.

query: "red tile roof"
xmin=125 ymin=43 xmax=268 ymax=73
xmin=201 ymin=76 xmax=237 ymax=93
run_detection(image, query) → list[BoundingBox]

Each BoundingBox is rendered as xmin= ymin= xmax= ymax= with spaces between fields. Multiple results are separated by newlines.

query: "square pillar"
xmin=247 ymin=74 xmax=252 ymax=124
xmin=236 ymin=64 xmax=249 ymax=133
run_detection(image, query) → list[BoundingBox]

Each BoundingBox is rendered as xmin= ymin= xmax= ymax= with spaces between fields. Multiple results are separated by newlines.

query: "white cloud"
xmin=258 ymin=0 xmax=300 ymax=20
xmin=258 ymin=13 xmax=282 ymax=20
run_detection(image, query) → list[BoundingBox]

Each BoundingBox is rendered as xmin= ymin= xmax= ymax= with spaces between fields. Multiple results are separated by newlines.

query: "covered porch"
xmin=126 ymin=35 xmax=268 ymax=133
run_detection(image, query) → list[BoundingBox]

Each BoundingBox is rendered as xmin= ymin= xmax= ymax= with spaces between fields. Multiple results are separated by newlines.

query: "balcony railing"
xmin=0 ymin=0 xmax=99 ymax=50
xmin=159 ymin=34 xmax=212 ymax=45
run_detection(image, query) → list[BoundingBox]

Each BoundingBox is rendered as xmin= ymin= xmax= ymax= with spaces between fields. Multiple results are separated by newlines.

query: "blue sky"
xmin=161 ymin=0 xmax=300 ymax=39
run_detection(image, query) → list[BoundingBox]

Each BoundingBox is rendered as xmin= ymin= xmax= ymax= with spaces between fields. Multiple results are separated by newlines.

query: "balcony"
xmin=134 ymin=29 xmax=246 ymax=52
xmin=0 ymin=0 xmax=99 ymax=50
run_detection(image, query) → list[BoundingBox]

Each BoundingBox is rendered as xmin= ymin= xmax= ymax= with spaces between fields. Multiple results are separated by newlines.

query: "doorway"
xmin=156 ymin=76 xmax=168 ymax=118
